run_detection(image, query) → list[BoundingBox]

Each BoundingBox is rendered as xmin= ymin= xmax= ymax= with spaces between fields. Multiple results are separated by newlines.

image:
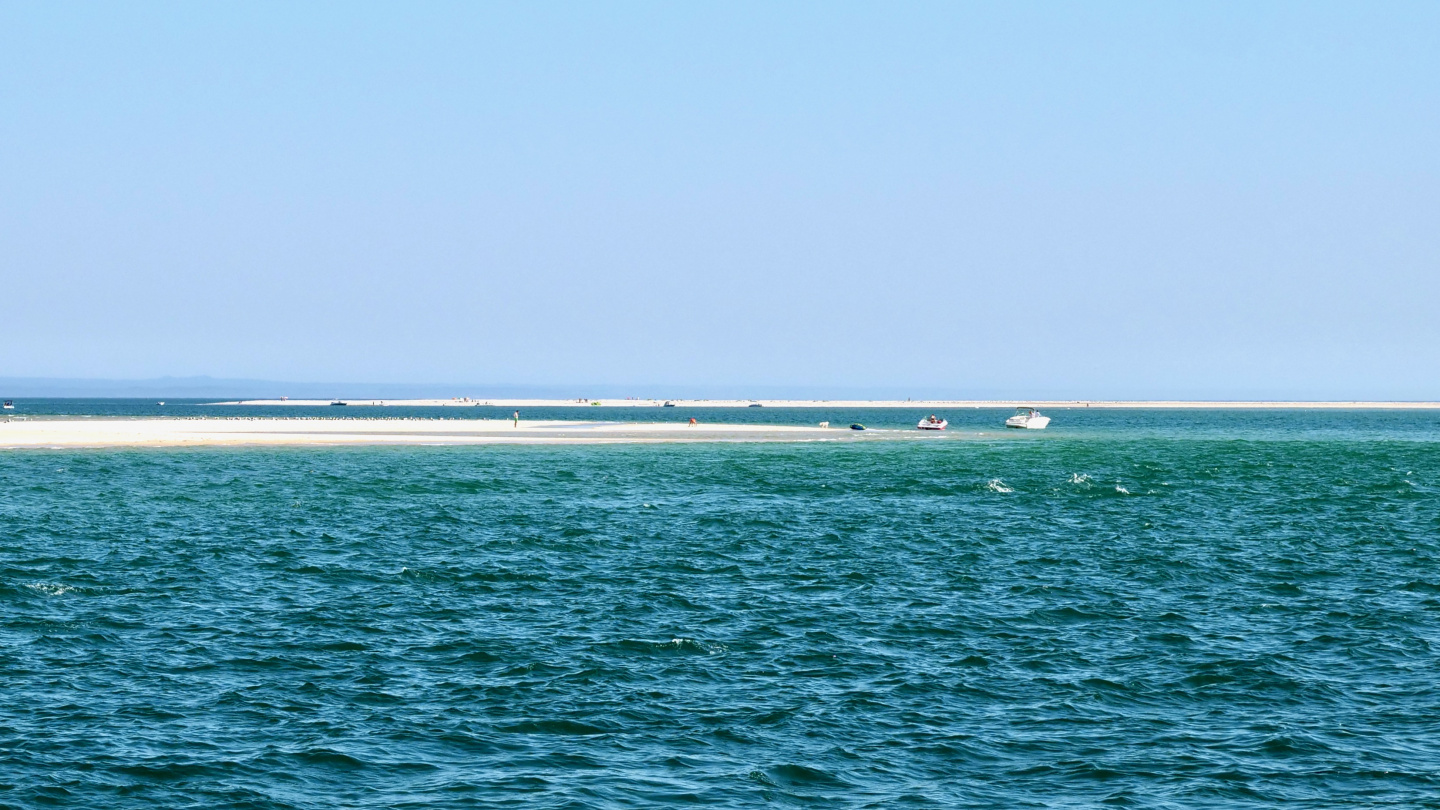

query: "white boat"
xmin=917 ymin=415 xmax=947 ymax=430
xmin=1005 ymin=407 xmax=1050 ymax=429
xmin=2 ymin=400 xmax=12 ymax=410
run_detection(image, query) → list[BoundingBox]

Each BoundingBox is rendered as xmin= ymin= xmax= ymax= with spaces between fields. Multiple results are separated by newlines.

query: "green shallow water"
xmin=3 ymin=412 xmax=1440 ymax=807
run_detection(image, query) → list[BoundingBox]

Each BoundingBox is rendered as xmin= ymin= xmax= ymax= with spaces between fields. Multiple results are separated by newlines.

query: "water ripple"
xmin=2 ymin=432 xmax=1439 ymax=806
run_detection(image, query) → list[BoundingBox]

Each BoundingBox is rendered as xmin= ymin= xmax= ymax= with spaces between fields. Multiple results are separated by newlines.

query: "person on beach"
xmin=513 ymin=410 xmax=519 ymax=428
xmin=688 ymin=417 xmax=697 ymax=426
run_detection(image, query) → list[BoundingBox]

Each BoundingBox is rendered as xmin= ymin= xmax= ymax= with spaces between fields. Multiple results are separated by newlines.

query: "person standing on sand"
xmin=688 ymin=417 xmax=697 ymax=426
xmin=513 ymin=410 xmax=519 ymax=428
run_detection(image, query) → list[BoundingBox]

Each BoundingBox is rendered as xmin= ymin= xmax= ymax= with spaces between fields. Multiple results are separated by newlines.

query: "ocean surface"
xmin=3 ymin=404 xmax=1439 ymax=807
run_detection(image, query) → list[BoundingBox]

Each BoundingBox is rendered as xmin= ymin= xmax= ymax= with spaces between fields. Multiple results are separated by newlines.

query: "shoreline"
xmin=0 ymin=418 xmax=866 ymax=448
xmin=208 ymin=398 xmax=1440 ymax=409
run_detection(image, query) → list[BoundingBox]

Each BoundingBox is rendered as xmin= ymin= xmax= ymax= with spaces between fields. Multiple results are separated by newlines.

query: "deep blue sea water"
xmin=3 ymin=404 xmax=1440 ymax=807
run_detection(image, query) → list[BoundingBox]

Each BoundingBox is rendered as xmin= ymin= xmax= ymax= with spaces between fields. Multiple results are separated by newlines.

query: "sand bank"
xmin=211 ymin=398 xmax=1440 ymax=409
xmin=0 ymin=418 xmax=855 ymax=448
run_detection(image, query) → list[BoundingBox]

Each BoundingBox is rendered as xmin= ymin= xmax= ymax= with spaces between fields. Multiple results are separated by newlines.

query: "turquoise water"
xmin=8 ymin=397 xmax=1440 ymax=439
xmin=3 ymin=408 xmax=1440 ymax=807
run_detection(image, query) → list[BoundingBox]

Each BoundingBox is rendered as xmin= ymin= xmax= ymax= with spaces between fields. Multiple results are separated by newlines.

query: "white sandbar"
xmin=0 ymin=418 xmax=853 ymax=449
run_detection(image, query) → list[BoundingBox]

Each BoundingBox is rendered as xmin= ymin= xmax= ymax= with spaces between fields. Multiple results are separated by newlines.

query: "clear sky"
xmin=2 ymin=2 xmax=1437 ymax=399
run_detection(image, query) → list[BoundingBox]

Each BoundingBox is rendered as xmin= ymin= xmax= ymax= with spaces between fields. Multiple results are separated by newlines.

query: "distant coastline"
xmin=0 ymin=418 xmax=842 ymax=448
xmin=211 ymin=398 xmax=1440 ymax=409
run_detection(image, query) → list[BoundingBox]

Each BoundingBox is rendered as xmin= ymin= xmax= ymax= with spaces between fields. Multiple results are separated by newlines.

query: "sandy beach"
xmin=0 ymin=418 xmax=853 ymax=448
xmin=211 ymin=398 xmax=1440 ymax=409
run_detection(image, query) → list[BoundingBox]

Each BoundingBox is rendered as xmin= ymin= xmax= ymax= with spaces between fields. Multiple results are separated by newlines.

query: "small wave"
xmin=747 ymin=769 xmax=779 ymax=787
xmin=1068 ymin=473 xmax=1091 ymax=485
xmin=289 ymin=748 xmax=368 ymax=769
xmin=26 ymin=583 xmax=76 ymax=596
xmin=665 ymin=637 xmax=727 ymax=654
xmin=498 ymin=719 xmax=613 ymax=735
xmin=610 ymin=637 xmax=728 ymax=656
xmin=986 ymin=479 xmax=1013 ymax=493
xmin=1115 ymin=485 xmax=1130 ymax=495
xmin=754 ymin=763 xmax=854 ymax=788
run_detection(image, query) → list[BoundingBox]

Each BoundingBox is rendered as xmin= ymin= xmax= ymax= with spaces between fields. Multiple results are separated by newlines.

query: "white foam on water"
xmin=668 ymin=637 xmax=728 ymax=654
xmin=986 ymin=479 xmax=1014 ymax=494
xmin=27 ymin=583 xmax=75 ymax=596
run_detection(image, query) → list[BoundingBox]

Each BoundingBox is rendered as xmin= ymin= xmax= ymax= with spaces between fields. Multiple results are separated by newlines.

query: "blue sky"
xmin=2 ymin=2 xmax=1437 ymax=398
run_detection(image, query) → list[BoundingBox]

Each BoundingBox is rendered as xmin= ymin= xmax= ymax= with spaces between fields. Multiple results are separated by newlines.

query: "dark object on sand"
xmin=850 ymin=423 xmax=866 ymax=431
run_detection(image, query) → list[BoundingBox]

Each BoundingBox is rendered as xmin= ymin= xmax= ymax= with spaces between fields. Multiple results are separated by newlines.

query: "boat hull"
xmin=1005 ymin=416 xmax=1050 ymax=429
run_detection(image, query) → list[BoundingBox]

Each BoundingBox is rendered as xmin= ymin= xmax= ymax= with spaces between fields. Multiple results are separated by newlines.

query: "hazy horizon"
xmin=2 ymin=374 xmax=1438 ymax=402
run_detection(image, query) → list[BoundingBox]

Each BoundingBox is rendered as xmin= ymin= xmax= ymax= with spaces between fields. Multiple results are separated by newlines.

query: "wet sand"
xmin=0 ymin=418 xmax=859 ymax=448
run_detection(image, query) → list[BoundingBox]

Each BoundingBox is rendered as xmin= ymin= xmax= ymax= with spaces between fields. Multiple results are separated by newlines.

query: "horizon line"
xmin=3 ymin=376 xmax=1439 ymax=403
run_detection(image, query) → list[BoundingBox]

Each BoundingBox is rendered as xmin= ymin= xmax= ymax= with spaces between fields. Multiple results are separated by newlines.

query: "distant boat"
xmin=850 ymin=423 xmax=866 ymax=431
xmin=2 ymin=400 xmax=12 ymax=410
xmin=662 ymin=401 xmax=676 ymax=407
xmin=917 ymin=415 xmax=947 ymax=430
xmin=330 ymin=400 xmax=348 ymax=406
xmin=156 ymin=401 xmax=165 ymax=406
xmin=748 ymin=403 xmax=763 ymax=408
xmin=1005 ymin=407 xmax=1050 ymax=429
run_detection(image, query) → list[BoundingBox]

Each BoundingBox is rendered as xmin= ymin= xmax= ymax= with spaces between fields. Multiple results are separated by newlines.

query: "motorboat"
xmin=330 ymin=400 xmax=348 ymax=406
xmin=850 ymin=423 xmax=866 ymax=431
xmin=2 ymin=400 xmax=12 ymax=410
xmin=662 ymin=401 xmax=676 ymax=407
xmin=1005 ymin=407 xmax=1050 ymax=429
xmin=917 ymin=415 xmax=947 ymax=430
xmin=748 ymin=402 xmax=763 ymax=408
